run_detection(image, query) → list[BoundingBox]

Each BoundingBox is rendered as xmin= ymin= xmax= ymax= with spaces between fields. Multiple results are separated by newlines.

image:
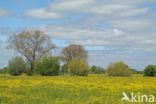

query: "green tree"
xmin=61 ymin=64 xmax=68 ymax=74
xmin=8 ymin=56 xmax=26 ymax=76
xmin=89 ymin=65 xmax=105 ymax=74
xmin=7 ymin=30 xmax=56 ymax=72
xmin=130 ymin=68 xmax=142 ymax=74
xmin=34 ymin=56 xmax=60 ymax=76
xmin=144 ymin=65 xmax=156 ymax=77
xmin=106 ymin=61 xmax=132 ymax=76
xmin=68 ymin=58 xmax=89 ymax=76
xmin=0 ymin=67 xmax=8 ymax=74
xmin=60 ymin=44 xmax=88 ymax=64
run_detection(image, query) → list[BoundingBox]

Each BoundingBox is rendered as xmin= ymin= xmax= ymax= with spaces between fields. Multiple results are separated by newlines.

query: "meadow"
xmin=0 ymin=74 xmax=156 ymax=104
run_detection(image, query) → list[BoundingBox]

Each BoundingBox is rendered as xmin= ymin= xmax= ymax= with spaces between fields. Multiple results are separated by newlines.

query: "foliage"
xmin=7 ymin=30 xmax=56 ymax=71
xmin=68 ymin=58 xmax=89 ymax=76
xmin=106 ymin=61 xmax=132 ymax=76
xmin=60 ymin=44 xmax=88 ymax=64
xmin=130 ymin=68 xmax=143 ymax=74
xmin=60 ymin=64 xmax=68 ymax=74
xmin=144 ymin=65 xmax=156 ymax=77
xmin=89 ymin=65 xmax=105 ymax=74
xmin=8 ymin=56 xmax=26 ymax=76
xmin=34 ymin=56 xmax=60 ymax=76
xmin=0 ymin=67 xmax=8 ymax=74
xmin=25 ymin=67 xmax=33 ymax=76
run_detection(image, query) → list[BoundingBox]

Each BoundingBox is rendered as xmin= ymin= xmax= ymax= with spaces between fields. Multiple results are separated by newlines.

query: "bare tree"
xmin=7 ymin=30 xmax=56 ymax=72
xmin=60 ymin=44 xmax=88 ymax=63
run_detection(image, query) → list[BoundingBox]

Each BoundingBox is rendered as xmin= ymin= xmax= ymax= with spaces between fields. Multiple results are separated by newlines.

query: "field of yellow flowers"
xmin=0 ymin=74 xmax=156 ymax=104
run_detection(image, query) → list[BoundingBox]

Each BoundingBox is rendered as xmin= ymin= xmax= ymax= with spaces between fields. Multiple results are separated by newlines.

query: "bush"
xmin=130 ymin=68 xmax=142 ymax=74
xmin=68 ymin=58 xmax=89 ymax=76
xmin=8 ymin=57 xmax=26 ymax=76
xmin=144 ymin=65 xmax=156 ymax=77
xmin=106 ymin=61 xmax=132 ymax=76
xmin=61 ymin=64 xmax=68 ymax=74
xmin=25 ymin=67 xmax=33 ymax=76
xmin=89 ymin=65 xmax=105 ymax=74
xmin=34 ymin=56 xmax=60 ymax=76
xmin=0 ymin=67 xmax=8 ymax=74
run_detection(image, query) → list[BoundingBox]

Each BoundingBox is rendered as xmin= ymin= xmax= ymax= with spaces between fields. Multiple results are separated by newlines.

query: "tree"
xmin=61 ymin=64 xmax=68 ymax=74
xmin=89 ymin=65 xmax=105 ymax=74
xmin=34 ymin=56 xmax=60 ymax=76
xmin=68 ymin=58 xmax=89 ymax=76
xmin=60 ymin=44 xmax=88 ymax=64
xmin=0 ymin=67 xmax=8 ymax=74
xmin=144 ymin=65 xmax=156 ymax=77
xmin=130 ymin=68 xmax=142 ymax=74
xmin=106 ymin=61 xmax=132 ymax=76
xmin=8 ymin=56 xmax=26 ymax=76
xmin=7 ymin=30 xmax=56 ymax=72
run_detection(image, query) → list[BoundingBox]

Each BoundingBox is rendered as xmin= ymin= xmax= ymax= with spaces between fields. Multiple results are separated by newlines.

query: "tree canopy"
xmin=7 ymin=30 xmax=56 ymax=72
xmin=60 ymin=44 xmax=88 ymax=64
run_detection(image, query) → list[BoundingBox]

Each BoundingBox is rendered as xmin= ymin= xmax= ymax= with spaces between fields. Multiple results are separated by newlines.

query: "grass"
xmin=0 ymin=74 xmax=156 ymax=104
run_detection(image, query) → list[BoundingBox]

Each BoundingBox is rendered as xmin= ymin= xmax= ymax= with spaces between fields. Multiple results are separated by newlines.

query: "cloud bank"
xmin=1 ymin=0 xmax=156 ymax=69
xmin=0 ymin=8 xmax=12 ymax=18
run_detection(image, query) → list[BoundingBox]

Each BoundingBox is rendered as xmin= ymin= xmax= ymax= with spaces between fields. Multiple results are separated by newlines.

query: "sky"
xmin=0 ymin=0 xmax=156 ymax=70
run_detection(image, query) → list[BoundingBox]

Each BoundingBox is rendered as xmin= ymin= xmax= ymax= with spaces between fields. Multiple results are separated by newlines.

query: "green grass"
xmin=0 ymin=74 xmax=155 ymax=104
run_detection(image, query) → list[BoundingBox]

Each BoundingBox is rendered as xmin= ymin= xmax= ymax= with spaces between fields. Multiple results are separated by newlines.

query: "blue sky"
xmin=0 ymin=0 xmax=156 ymax=70
xmin=0 ymin=0 xmax=54 ymax=29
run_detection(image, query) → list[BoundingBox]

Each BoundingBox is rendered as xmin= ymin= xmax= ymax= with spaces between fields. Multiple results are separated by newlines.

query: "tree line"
xmin=0 ymin=30 xmax=155 ymax=77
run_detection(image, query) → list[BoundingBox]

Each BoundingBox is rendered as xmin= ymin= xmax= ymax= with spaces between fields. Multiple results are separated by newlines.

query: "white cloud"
xmin=50 ymin=0 xmax=95 ymax=13
xmin=0 ymin=27 xmax=11 ymax=35
xmin=1 ymin=0 xmax=156 ymax=69
xmin=24 ymin=0 xmax=150 ymax=20
xmin=31 ymin=24 xmax=124 ymax=40
xmin=108 ymin=19 xmax=153 ymax=32
xmin=0 ymin=8 xmax=12 ymax=18
xmin=71 ymin=39 xmax=110 ymax=46
xmin=27 ymin=22 xmax=156 ymax=53
xmin=89 ymin=50 xmax=156 ymax=70
xmin=0 ymin=47 xmax=13 ymax=68
xmin=120 ymin=8 xmax=148 ymax=17
xmin=24 ymin=8 xmax=63 ymax=20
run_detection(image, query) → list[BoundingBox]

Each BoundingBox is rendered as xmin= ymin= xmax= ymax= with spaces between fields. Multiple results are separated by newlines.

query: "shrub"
xmin=89 ymin=65 xmax=105 ymax=74
xmin=0 ymin=67 xmax=8 ymax=74
xmin=106 ymin=61 xmax=132 ymax=76
xmin=130 ymin=68 xmax=142 ymax=74
xmin=144 ymin=65 xmax=156 ymax=77
xmin=25 ymin=67 xmax=33 ymax=76
xmin=61 ymin=64 xmax=68 ymax=74
xmin=34 ymin=56 xmax=60 ymax=76
xmin=8 ymin=56 xmax=26 ymax=76
xmin=68 ymin=58 xmax=89 ymax=76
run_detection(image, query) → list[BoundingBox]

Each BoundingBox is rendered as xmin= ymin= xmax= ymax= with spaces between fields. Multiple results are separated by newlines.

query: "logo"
xmin=122 ymin=92 xmax=155 ymax=103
